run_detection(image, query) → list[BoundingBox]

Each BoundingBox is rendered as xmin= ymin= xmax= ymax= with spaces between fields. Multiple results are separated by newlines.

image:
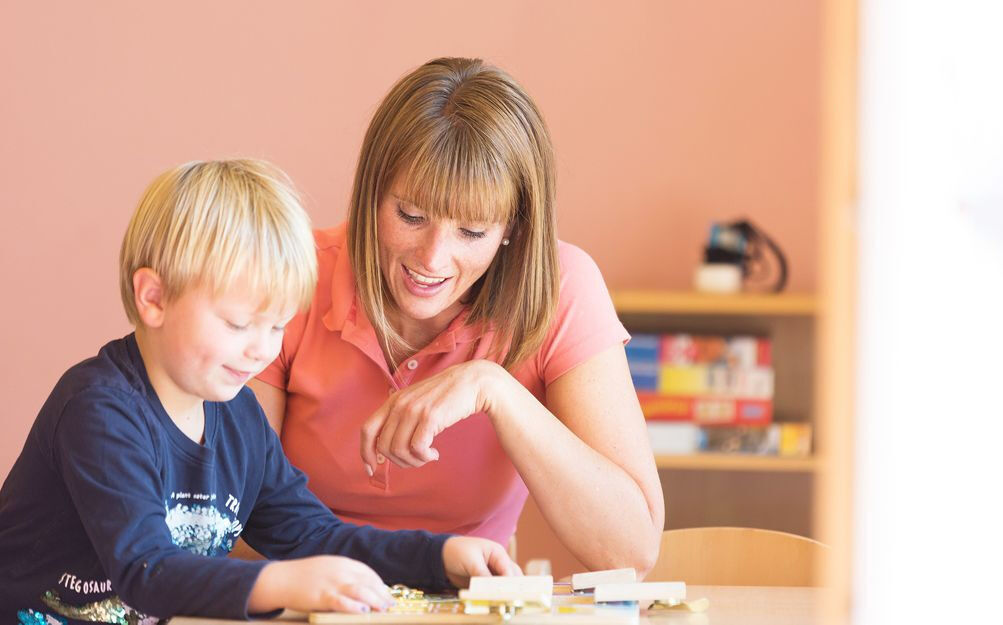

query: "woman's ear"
xmin=503 ymin=222 xmax=515 ymax=245
xmin=133 ymin=268 xmax=167 ymax=328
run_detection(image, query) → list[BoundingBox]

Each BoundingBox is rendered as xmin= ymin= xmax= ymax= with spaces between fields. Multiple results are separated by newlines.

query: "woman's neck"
xmin=384 ymin=300 xmax=464 ymax=365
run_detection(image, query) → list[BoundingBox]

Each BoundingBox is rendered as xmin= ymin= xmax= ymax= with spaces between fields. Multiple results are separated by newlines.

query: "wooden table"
xmin=171 ymin=586 xmax=821 ymax=625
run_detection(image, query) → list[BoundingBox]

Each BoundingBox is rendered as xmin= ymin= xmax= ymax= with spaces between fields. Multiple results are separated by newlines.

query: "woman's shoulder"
xmin=313 ymin=223 xmax=348 ymax=260
xmin=555 ymin=239 xmax=606 ymax=290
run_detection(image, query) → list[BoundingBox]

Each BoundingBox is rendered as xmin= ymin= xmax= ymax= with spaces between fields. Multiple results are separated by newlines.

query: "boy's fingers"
xmin=487 ymin=547 xmax=521 ymax=576
xmin=324 ymin=592 xmax=372 ymax=614
xmin=340 ymin=583 xmax=394 ymax=612
xmin=467 ymin=556 xmax=492 ymax=578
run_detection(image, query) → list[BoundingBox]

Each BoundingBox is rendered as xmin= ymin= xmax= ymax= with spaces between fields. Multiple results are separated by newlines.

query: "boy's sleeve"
xmin=241 ymin=415 xmax=453 ymax=591
xmin=53 ymin=388 xmax=270 ymax=620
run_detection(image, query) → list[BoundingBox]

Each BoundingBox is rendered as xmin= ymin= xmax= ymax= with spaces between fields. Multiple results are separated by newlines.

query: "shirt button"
xmin=406 ymin=359 xmax=418 ymax=370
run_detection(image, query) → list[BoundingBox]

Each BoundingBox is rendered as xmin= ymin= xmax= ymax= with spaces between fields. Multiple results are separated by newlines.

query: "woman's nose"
xmin=414 ymin=224 xmax=452 ymax=274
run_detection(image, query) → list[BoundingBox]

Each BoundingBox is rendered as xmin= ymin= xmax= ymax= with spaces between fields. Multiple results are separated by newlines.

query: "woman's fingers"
xmin=362 ymin=364 xmax=486 ymax=472
xmin=359 ymin=403 xmax=389 ymax=475
xmin=386 ymin=412 xmax=423 ymax=467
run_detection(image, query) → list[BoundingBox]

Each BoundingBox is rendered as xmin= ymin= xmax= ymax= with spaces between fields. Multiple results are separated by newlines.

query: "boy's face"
xmin=153 ymin=281 xmax=295 ymax=406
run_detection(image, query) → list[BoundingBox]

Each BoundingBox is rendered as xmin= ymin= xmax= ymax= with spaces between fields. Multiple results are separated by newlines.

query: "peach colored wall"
xmin=0 ymin=1 xmax=819 ymax=478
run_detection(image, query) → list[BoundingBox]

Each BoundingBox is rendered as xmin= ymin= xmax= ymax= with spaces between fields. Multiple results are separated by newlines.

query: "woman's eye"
xmin=226 ymin=321 xmax=248 ymax=331
xmin=460 ymin=228 xmax=487 ymax=240
xmin=396 ymin=206 xmax=424 ymax=225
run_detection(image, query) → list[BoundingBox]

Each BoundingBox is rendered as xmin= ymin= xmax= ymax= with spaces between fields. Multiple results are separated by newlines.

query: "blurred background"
xmin=2 ymin=1 xmax=1000 ymax=623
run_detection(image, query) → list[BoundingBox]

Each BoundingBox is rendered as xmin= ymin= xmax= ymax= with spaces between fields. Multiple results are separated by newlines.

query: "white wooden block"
xmin=467 ymin=575 xmax=553 ymax=595
xmin=570 ymin=568 xmax=637 ymax=591
xmin=593 ymin=581 xmax=686 ymax=603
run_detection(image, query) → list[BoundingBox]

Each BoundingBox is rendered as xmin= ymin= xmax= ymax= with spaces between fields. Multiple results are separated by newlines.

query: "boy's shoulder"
xmin=50 ymin=335 xmax=146 ymax=406
xmin=37 ymin=335 xmax=159 ymax=441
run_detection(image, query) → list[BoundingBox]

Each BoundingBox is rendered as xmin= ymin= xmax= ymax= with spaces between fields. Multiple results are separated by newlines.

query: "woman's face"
xmin=377 ymin=180 xmax=508 ymax=333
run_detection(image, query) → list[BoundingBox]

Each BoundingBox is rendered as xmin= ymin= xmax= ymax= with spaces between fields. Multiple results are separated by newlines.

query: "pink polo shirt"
xmin=257 ymin=223 xmax=629 ymax=545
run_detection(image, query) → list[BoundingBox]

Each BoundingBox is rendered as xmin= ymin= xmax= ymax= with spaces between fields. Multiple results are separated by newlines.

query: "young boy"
xmin=0 ymin=160 xmax=517 ymax=625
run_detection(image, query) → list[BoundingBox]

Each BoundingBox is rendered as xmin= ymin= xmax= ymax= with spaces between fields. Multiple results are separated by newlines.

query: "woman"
xmin=251 ymin=58 xmax=663 ymax=573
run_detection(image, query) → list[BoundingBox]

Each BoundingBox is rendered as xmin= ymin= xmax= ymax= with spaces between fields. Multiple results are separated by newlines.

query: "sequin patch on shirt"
xmin=164 ymin=503 xmax=238 ymax=555
xmin=18 ymin=609 xmax=67 ymax=625
xmin=40 ymin=590 xmax=158 ymax=625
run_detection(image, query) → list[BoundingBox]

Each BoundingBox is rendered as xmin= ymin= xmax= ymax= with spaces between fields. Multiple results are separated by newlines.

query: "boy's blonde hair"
xmin=120 ymin=159 xmax=317 ymax=324
xmin=349 ymin=57 xmax=558 ymax=369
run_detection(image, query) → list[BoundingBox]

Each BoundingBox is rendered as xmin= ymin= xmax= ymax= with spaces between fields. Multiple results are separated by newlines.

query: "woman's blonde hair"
xmin=120 ymin=159 xmax=317 ymax=324
xmin=348 ymin=57 xmax=558 ymax=368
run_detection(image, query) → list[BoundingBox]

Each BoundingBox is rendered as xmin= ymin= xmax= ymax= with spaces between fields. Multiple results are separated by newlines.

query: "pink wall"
xmin=0 ymin=1 xmax=819 ymax=477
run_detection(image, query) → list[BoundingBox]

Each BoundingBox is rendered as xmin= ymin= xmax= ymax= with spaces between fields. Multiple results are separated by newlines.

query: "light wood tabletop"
xmin=169 ymin=585 xmax=821 ymax=625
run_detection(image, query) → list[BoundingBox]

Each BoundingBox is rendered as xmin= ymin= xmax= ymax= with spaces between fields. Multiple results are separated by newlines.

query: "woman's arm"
xmin=495 ymin=344 xmax=663 ymax=575
xmin=359 ymin=345 xmax=664 ymax=574
xmin=248 ymin=379 xmax=287 ymax=436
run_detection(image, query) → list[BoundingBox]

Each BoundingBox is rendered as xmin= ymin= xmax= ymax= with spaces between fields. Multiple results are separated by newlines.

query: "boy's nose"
xmin=245 ymin=330 xmax=274 ymax=362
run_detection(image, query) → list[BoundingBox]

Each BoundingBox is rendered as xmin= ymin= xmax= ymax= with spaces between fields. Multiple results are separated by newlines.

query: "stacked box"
xmin=629 ymin=333 xmax=774 ymax=426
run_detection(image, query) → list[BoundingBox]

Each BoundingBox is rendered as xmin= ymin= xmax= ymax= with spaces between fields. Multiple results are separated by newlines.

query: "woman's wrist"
xmin=474 ymin=359 xmax=521 ymax=425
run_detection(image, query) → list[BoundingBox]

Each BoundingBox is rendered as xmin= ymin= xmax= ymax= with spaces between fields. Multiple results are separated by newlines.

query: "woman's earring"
xmin=502 ymin=238 xmax=510 ymax=246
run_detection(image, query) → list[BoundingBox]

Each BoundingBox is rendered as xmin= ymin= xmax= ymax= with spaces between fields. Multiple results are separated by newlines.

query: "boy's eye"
xmin=396 ymin=205 xmax=424 ymax=225
xmin=226 ymin=321 xmax=248 ymax=331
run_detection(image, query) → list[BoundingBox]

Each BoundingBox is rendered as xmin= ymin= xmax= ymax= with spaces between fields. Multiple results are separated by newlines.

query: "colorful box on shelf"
xmin=638 ymin=393 xmax=773 ymax=425
xmin=647 ymin=422 xmax=813 ymax=456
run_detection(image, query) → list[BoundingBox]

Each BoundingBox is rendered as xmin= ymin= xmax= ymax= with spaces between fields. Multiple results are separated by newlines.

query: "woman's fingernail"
xmin=377 ymin=453 xmax=386 ymax=464
xmin=365 ymin=464 xmax=373 ymax=477
xmin=359 ymin=605 xmax=370 ymax=613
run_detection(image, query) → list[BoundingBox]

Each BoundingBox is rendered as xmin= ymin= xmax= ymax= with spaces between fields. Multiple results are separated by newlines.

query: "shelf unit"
xmin=654 ymin=453 xmax=818 ymax=473
xmin=612 ymin=290 xmax=817 ymax=316
xmin=613 ymin=290 xmax=818 ymax=538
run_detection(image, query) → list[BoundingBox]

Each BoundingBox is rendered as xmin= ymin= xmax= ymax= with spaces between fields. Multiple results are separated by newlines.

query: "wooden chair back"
xmin=646 ymin=526 xmax=827 ymax=586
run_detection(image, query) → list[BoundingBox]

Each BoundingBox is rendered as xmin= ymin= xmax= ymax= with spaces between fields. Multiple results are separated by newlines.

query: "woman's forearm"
xmin=482 ymin=364 xmax=664 ymax=574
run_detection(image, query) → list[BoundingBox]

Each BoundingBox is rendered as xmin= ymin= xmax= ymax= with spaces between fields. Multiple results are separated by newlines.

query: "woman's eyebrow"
xmin=390 ymin=191 xmax=418 ymax=206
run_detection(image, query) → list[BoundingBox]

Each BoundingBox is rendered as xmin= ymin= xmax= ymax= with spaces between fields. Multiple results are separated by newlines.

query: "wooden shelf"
xmin=612 ymin=290 xmax=817 ymax=316
xmin=655 ymin=453 xmax=817 ymax=472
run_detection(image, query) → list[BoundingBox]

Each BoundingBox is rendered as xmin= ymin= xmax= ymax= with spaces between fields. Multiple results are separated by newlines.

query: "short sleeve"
xmin=255 ymin=307 xmax=309 ymax=390
xmin=535 ymin=243 xmax=630 ymax=385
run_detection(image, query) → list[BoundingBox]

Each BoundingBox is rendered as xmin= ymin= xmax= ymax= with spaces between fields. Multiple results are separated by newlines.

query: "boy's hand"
xmin=249 ymin=555 xmax=395 ymax=614
xmin=442 ymin=536 xmax=522 ymax=588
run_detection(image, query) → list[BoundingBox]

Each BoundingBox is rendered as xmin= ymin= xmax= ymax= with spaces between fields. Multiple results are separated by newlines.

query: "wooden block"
xmin=593 ymin=582 xmax=686 ymax=603
xmin=457 ymin=589 xmax=552 ymax=608
xmin=467 ymin=575 xmax=553 ymax=595
xmin=570 ymin=568 xmax=637 ymax=591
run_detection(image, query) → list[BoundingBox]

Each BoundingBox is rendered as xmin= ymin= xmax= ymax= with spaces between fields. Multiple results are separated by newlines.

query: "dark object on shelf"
xmin=702 ymin=220 xmax=789 ymax=293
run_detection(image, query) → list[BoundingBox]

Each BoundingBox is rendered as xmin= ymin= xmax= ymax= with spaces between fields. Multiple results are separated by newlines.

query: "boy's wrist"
xmin=247 ymin=560 xmax=285 ymax=614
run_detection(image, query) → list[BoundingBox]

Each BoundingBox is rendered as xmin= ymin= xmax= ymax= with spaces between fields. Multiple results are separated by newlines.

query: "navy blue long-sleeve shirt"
xmin=0 ymin=335 xmax=451 ymax=625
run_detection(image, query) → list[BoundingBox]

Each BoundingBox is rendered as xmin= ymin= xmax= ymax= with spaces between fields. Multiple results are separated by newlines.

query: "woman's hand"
xmin=248 ymin=555 xmax=395 ymax=614
xmin=442 ymin=536 xmax=522 ymax=588
xmin=359 ymin=360 xmax=509 ymax=472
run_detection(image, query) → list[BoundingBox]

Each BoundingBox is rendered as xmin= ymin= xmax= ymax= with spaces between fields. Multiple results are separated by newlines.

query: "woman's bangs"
xmin=397 ymin=134 xmax=516 ymax=226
